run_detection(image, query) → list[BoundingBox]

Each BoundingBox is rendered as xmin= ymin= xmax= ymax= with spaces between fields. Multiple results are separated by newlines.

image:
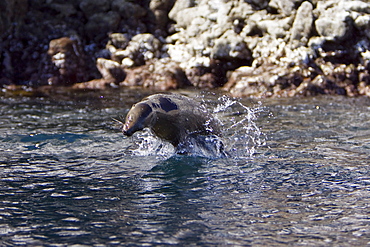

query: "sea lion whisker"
xmin=112 ymin=117 xmax=125 ymax=130
xmin=112 ymin=117 xmax=124 ymax=124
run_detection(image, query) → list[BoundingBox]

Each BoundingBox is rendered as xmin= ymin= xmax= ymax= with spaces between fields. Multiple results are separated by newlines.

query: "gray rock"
xmin=168 ymin=0 xmax=195 ymax=21
xmin=228 ymin=2 xmax=254 ymax=20
xmin=185 ymin=17 xmax=209 ymax=37
xmin=96 ymin=58 xmax=125 ymax=83
xmin=314 ymin=0 xmax=359 ymax=41
xmin=114 ymin=33 xmax=161 ymax=66
xmin=149 ymin=0 xmax=176 ymax=32
xmin=315 ymin=11 xmax=352 ymax=40
xmin=355 ymin=14 xmax=370 ymax=39
xmin=211 ymin=30 xmax=251 ymax=61
xmin=258 ymin=16 xmax=293 ymax=38
xmin=107 ymin=33 xmax=129 ymax=50
xmin=174 ymin=5 xmax=213 ymax=28
xmin=4 ymin=0 xmax=370 ymax=98
xmin=345 ymin=0 xmax=370 ymax=13
xmin=269 ymin=0 xmax=297 ymax=16
xmin=289 ymin=1 xmax=313 ymax=47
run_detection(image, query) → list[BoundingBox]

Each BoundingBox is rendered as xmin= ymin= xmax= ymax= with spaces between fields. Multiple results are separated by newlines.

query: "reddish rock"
xmin=185 ymin=60 xmax=229 ymax=88
xmin=47 ymin=37 xmax=87 ymax=86
xmin=72 ymin=79 xmax=114 ymax=90
xmin=121 ymin=58 xmax=190 ymax=91
xmin=96 ymin=58 xmax=126 ymax=83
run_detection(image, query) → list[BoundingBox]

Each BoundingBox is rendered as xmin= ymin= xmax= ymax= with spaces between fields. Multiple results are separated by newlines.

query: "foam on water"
xmin=126 ymin=94 xmax=265 ymax=159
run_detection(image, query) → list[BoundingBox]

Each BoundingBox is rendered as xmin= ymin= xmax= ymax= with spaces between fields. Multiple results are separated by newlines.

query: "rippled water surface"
xmin=1 ymin=89 xmax=370 ymax=246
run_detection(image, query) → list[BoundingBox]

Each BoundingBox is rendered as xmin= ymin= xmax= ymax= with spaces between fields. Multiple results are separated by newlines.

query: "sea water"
xmin=1 ymin=89 xmax=370 ymax=246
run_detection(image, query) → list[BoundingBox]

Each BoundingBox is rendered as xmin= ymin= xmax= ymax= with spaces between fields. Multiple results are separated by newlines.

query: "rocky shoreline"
xmin=1 ymin=0 xmax=370 ymax=98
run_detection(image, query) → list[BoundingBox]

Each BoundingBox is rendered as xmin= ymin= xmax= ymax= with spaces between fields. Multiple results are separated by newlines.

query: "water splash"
xmin=129 ymin=128 xmax=175 ymax=158
xmin=213 ymin=95 xmax=265 ymax=159
xmin=126 ymin=94 xmax=264 ymax=159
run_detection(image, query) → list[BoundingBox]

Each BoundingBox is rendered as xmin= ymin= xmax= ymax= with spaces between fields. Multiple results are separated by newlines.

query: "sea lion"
xmin=122 ymin=93 xmax=221 ymax=147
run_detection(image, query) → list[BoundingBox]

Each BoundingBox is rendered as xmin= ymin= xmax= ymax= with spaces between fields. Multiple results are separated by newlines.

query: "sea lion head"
xmin=122 ymin=103 xmax=154 ymax=136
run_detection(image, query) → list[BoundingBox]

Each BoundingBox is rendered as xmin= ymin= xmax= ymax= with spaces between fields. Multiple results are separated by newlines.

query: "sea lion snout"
xmin=122 ymin=120 xmax=134 ymax=136
xmin=122 ymin=103 xmax=153 ymax=136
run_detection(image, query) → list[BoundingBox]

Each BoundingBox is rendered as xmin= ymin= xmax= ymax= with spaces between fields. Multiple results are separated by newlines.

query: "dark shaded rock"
xmin=85 ymin=11 xmax=121 ymax=41
xmin=185 ymin=60 xmax=229 ymax=88
xmin=79 ymin=0 xmax=110 ymax=18
xmin=112 ymin=0 xmax=147 ymax=19
xmin=0 ymin=0 xmax=28 ymax=82
xmin=246 ymin=0 xmax=269 ymax=10
xmin=49 ymin=3 xmax=77 ymax=17
xmin=0 ymin=0 xmax=28 ymax=35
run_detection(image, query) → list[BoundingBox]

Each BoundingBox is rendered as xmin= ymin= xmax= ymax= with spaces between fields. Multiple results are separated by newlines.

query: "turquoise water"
xmin=1 ymin=89 xmax=370 ymax=246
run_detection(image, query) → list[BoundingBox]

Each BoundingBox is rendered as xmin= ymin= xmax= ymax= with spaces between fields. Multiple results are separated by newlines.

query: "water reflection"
xmin=1 ymin=91 xmax=370 ymax=246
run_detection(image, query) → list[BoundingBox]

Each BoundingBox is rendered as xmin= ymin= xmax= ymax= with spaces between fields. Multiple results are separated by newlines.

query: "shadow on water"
xmin=129 ymin=156 xmax=214 ymax=244
xmin=149 ymin=155 xmax=211 ymax=178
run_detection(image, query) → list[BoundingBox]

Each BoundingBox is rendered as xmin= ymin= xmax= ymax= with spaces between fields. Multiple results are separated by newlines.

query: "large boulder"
xmin=289 ymin=1 xmax=313 ymax=47
xmin=122 ymin=58 xmax=190 ymax=90
xmin=113 ymin=33 xmax=162 ymax=67
xmin=47 ymin=37 xmax=87 ymax=85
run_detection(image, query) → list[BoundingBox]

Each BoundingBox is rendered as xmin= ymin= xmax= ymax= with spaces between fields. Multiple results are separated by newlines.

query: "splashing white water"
xmin=130 ymin=128 xmax=175 ymax=158
xmin=213 ymin=95 xmax=265 ymax=159
xmin=127 ymin=94 xmax=265 ymax=159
